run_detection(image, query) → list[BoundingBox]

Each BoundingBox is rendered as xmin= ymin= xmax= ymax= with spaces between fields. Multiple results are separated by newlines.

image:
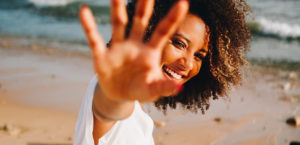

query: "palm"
xmin=100 ymin=42 xmax=164 ymax=101
xmin=79 ymin=0 xmax=189 ymax=102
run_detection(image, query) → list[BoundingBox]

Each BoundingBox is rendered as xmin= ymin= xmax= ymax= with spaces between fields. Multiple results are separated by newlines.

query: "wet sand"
xmin=1 ymin=36 xmax=300 ymax=145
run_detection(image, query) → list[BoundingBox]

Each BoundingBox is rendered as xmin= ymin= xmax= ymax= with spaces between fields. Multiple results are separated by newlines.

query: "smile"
xmin=162 ymin=65 xmax=183 ymax=80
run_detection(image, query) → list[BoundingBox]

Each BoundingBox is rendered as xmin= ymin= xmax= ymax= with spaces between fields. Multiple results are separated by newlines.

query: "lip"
xmin=162 ymin=65 xmax=186 ymax=81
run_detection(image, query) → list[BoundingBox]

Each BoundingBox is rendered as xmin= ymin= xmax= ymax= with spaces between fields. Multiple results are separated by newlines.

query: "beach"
xmin=1 ymin=35 xmax=300 ymax=145
xmin=0 ymin=36 xmax=93 ymax=145
xmin=1 ymin=0 xmax=300 ymax=144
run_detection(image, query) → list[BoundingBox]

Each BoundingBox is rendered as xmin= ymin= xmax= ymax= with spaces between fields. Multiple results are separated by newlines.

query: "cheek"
xmin=189 ymin=62 xmax=202 ymax=78
xmin=161 ymin=45 xmax=179 ymax=64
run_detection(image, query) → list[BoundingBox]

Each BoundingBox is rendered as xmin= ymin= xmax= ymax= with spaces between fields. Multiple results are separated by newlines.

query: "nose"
xmin=177 ymin=54 xmax=193 ymax=71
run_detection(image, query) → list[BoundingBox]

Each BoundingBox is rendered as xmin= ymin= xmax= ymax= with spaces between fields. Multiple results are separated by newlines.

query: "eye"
xmin=171 ymin=38 xmax=187 ymax=49
xmin=194 ymin=53 xmax=205 ymax=61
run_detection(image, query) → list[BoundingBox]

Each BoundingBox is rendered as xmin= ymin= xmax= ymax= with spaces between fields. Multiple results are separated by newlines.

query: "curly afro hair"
xmin=125 ymin=0 xmax=251 ymax=114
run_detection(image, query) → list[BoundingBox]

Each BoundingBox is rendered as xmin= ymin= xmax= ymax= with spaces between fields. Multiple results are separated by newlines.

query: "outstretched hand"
xmin=79 ymin=0 xmax=189 ymax=102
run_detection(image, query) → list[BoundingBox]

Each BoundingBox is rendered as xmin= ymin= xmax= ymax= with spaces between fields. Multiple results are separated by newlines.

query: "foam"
xmin=256 ymin=17 xmax=300 ymax=38
xmin=27 ymin=0 xmax=76 ymax=7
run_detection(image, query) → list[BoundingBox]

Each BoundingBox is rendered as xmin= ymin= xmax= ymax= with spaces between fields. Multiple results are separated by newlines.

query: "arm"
xmin=78 ymin=0 xmax=189 ymax=144
xmin=92 ymin=83 xmax=134 ymax=145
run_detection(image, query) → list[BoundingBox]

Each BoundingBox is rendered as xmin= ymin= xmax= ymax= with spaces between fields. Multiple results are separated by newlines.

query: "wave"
xmin=27 ymin=0 xmax=76 ymax=7
xmin=0 ymin=0 xmax=111 ymax=23
xmin=33 ymin=1 xmax=110 ymax=23
xmin=27 ymin=0 xmax=110 ymax=7
xmin=248 ymin=17 xmax=300 ymax=40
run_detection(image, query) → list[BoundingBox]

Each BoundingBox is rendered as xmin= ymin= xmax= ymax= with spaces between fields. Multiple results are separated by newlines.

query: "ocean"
xmin=0 ymin=0 xmax=300 ymax=68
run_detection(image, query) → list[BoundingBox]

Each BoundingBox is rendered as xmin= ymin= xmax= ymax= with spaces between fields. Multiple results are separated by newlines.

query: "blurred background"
xmin=0 ymin=0 xmax=299 ymax=145
xmin=0 ymin=0 xmax=300 ymax=63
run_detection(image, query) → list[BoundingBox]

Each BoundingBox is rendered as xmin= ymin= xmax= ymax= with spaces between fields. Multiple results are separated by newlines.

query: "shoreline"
xmin=0 ymin=36 xmax=94 ymax=112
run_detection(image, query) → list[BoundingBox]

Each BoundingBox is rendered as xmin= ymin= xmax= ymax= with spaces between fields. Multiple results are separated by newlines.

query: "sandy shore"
xmin=1 ymin=36 xmax=300 ymax=145
xmin=0 ymin=36 xmax=93 ymax=145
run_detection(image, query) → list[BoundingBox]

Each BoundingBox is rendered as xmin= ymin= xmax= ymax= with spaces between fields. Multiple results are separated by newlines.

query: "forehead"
xmin=176 ymin=14 xmax=209 ymax=49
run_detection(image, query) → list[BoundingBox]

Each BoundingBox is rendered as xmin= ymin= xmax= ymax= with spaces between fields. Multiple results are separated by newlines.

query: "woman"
xmin=74 ymin=0 xmax=251 ymax=144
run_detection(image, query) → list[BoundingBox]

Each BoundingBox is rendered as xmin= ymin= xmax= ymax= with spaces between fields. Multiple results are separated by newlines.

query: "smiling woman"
xmin=148 ymin=0 xmax=251 ymax=113
xmin=73 ymin=0 xmax=251 ymax=145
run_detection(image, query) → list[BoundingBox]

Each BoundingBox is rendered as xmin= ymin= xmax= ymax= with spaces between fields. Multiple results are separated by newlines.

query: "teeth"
xmin=165 ymin=67 xmax=182 ymax=80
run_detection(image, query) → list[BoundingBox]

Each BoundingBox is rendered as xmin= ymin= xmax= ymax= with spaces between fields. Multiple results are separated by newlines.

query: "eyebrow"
xmin=174 ymin=33 xmax=191 ymax=43
xmin=174 ymin=33 xmax=208 ymax=53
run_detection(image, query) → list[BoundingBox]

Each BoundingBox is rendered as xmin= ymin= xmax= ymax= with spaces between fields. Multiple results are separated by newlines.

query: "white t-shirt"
xmin=73 ymin=76 xmax=155 ymax=145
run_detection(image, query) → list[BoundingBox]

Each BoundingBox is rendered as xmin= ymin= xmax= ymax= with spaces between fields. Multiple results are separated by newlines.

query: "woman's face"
xmin=161 ymin=14 xmax=209 ymax=84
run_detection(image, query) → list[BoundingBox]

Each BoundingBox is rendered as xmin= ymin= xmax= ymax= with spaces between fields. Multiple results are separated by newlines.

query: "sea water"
xmin=0 ymin=0 xmax=299 ymax=67
xmin=247 ymin=0 xmax=300 ymax=67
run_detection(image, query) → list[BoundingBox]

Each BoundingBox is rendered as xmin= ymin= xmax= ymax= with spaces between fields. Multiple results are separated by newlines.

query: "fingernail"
xmin=177 ymin=85 xmax=183 ymax=92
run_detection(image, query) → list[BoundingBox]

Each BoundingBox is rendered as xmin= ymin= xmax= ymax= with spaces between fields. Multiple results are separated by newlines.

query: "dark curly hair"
xmin=125 ymin=0 xmax=251 ymax=114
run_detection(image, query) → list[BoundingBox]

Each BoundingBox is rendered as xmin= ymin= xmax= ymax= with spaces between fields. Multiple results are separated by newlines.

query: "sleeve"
xmin=73 ymin=76 xmax=98 ymax=145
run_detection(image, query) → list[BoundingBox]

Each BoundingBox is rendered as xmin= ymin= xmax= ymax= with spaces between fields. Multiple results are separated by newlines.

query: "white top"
xmin=73 ymin=76 xmax=155 ymax=145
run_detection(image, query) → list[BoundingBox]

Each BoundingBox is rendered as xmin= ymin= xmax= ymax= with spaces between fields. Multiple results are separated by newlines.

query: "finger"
xmin=148 ymin=79 xmax=182 ymax=101
xmin=79 ymin=5 xmax=107 ymax=75
xmin=129 ymin=0 xmax=155 ymax=40
xmin=111 ymin=0 xmax=128 ymax=42
xmin=79 ymin=5 xmax=106 ymax=56
xmin=148 ymin=0 xmax=189 ymax=49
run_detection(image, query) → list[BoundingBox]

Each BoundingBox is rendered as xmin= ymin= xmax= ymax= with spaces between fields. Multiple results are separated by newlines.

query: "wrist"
xmin=92 ymin=83 xmax=135 ymax=122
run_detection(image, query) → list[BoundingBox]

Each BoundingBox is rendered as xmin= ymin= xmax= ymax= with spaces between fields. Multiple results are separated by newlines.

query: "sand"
xmin=1 ymin=36 xmax=300 ymax=145
xmin=0 ymin=36 xmax=93 ymax=145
